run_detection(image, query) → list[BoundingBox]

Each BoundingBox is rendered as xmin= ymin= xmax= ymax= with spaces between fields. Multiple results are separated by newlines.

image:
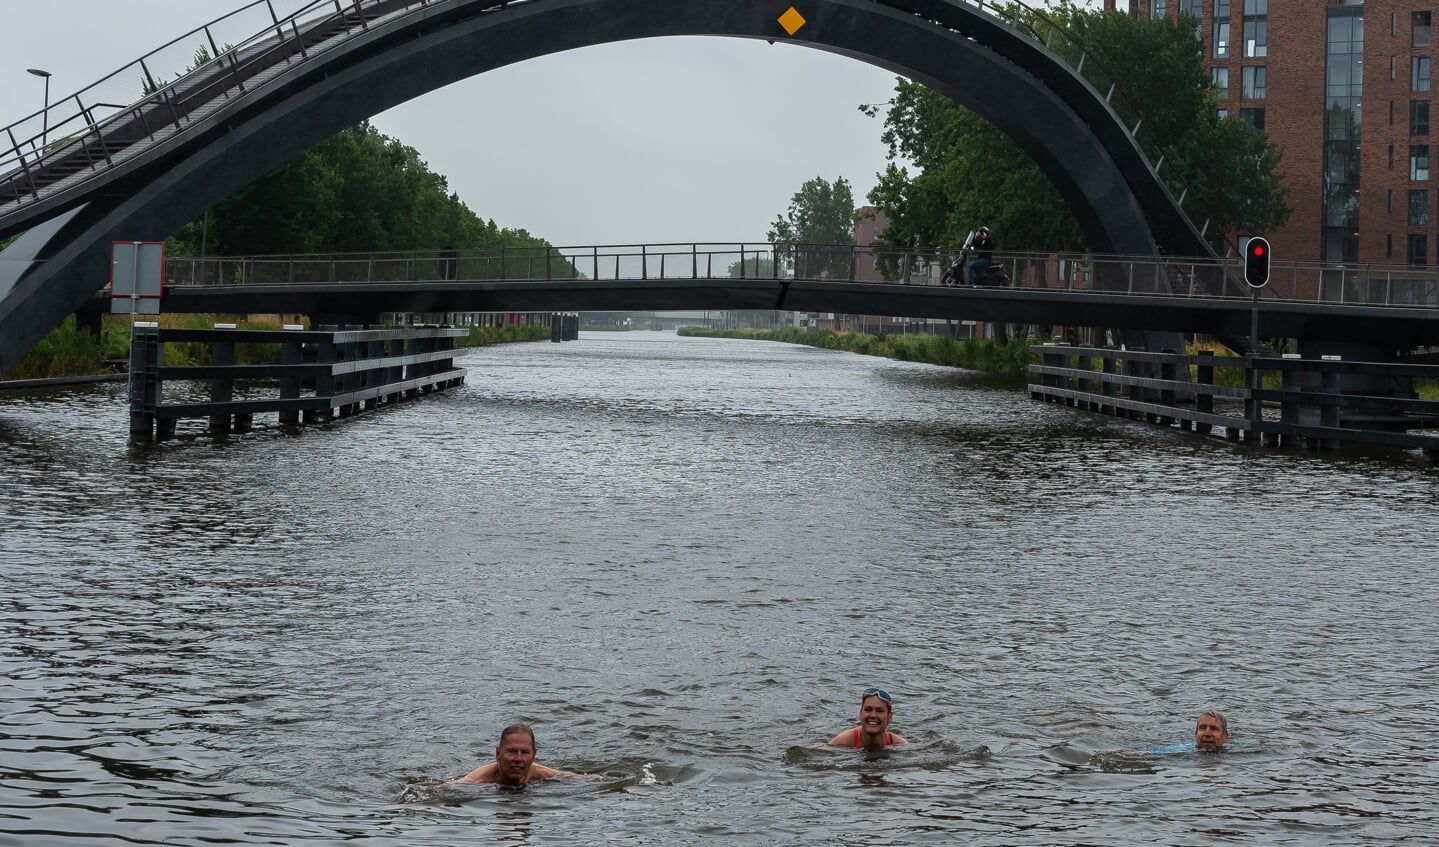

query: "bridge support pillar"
xmin=551 ymin=313 xmax=563 ymax=343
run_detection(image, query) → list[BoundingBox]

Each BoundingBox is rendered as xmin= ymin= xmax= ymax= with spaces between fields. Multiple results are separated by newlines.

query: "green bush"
xmin=1 ymin=317 xmax=107 ymax=380
xmin=679 ymin=326 xmax=1040 ymax=378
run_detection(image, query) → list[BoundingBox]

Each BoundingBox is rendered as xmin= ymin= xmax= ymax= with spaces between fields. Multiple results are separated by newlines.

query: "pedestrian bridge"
xmin=2 ymin=0 xmax=1217 ymax=372
xmin=152 ymin=243 xmax=1439 ymax=351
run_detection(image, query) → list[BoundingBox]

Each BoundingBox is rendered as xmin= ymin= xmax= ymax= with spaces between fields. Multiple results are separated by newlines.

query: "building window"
xmin=1151 ymin=0 xmax=1167 ymax=18
xmin=1243 ymin=0 xmax=1267 ymax=57
xmin=1325 ymin=7 xmax=1364 ymax=264
xmin=1409 ymin=234 xmax=1428 ymax=266
xmin=1214 ymin=0 xmax=1230 ymax=58
xmin=1412 ymin=144 xmax=1431 ymax=180
xmin=1388 ymin=234 xmax=1394 ymax=257
xmin=1180 ymin=0 xmax=1202 ymax=38
xmin=1415 ymin=11 xmax=1433 ymax=47
xmin=1414 ymin=57 xmax=1432 ymax=92
xmin=1213 ymin=67 xmax=1229 ymax=99
xmin=1411 ymin=190 xmax=1430 ymax=225
xmin=1217 ymin=108 xmax=1229 ymax=120
xmin=1389 ymin=189 xmax=1395 ymax=214
xmin=1241 ymin=107 xmax=1266 ymax=131
xmin=1242 ymin=66 xmax=1266 ymax=99
xmin=1413 ymin=101 xmax=1431 ymax=135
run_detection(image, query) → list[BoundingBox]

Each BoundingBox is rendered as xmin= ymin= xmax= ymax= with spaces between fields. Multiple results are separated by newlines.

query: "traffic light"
xmin=1244 ymin=236 xmax=1271 ymax=287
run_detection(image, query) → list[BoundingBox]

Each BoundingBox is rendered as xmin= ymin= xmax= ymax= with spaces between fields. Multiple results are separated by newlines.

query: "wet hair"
xmin=498 ymin=723 xmax=538 ymax=751
xmin=1198 ymin=710 xmax=1228 ymax=733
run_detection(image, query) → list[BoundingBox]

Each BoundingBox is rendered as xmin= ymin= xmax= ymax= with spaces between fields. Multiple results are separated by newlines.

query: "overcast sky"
xmin=0 ymin=1 xmax=1097 ymax=249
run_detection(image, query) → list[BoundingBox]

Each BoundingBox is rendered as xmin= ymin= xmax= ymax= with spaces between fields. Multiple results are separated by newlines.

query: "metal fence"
xmin=162 ymin=243 xmax=1439 ymax=310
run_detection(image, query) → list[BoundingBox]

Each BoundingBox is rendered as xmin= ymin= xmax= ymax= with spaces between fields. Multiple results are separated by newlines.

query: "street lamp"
xmin=26 ymin=68 xmax=51 ymax=151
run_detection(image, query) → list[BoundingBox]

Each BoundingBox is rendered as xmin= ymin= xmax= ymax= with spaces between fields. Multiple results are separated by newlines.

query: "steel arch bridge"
xmin=0 ymin=0 xmax=1210 ymax=372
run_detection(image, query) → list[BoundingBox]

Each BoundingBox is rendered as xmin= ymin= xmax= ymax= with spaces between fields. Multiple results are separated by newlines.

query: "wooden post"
xmin=128 ymin=323 xmax=162 ymax=438
xmin=209 ymin=325 xmax=235 ymax=433
xmin=278 ymin=326 xmax=303 ymax=426
xmin=1195 ymin=351 xmax=1214 ymax=434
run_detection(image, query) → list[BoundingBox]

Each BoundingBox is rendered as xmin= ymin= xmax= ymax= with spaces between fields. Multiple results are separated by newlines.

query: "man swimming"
xmin=1194 ymin=710 xmax=1229 ymax=750
xmin=453 ymin=723 xmax=578 ymax=785
xmin=827 ymin=687 xmax=910 ymax=751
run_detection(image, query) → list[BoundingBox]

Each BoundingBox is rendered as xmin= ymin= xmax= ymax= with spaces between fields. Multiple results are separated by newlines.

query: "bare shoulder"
xmin=889 ymin=732 xmax=910 ymax=745
xmin=826 ymin=728 xmax=858 ymax=747
xmin=451 ymin=762 xmax=498 ymax=784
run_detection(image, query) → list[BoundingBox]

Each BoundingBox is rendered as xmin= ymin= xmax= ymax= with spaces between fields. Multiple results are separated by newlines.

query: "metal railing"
xmin=2 ymin=0 xmax=1217 ymax=257
xmin=161 ymin=243 xmax=1439 ymax=310
xmin=0 ymin=0 xmax=446 ymax=214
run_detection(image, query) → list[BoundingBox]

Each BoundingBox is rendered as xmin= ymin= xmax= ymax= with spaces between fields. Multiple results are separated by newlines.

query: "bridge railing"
xmin=163 ymin=243 xmax=1439 ymax=310
xmin=0 ymin=0 xmax=449 ymax=218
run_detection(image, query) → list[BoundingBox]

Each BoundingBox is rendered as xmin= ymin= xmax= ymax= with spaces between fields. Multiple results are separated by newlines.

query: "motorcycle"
xmin=941 ymin=230 xmax=1010 ymax=287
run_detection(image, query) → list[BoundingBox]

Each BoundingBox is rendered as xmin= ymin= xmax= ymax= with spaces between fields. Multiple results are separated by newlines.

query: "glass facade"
xmin=1323 ymin=8 xmax=1363 ymax=263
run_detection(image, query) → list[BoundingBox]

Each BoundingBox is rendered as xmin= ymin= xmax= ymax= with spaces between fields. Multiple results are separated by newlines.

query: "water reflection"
xmin=2 ymin=332 xmax=1437 ymax=844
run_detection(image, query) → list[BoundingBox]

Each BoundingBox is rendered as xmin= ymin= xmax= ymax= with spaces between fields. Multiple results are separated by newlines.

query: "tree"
xmin=727 ymin=255 xmax=777 ymax=278
xmin=867 ymin=80 xmax=1083 ymax=256
xmin=768 ymin=176 xmax=856 ymax=280
xmin=165 ymin=121 xmax=574 ymax=278
xmin=865 ymin=5 xmax=1288 ymax=256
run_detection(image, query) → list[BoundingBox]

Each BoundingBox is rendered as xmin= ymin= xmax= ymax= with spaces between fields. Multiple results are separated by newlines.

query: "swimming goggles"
xmin=861 ymin=687 xmax=892 ymax=705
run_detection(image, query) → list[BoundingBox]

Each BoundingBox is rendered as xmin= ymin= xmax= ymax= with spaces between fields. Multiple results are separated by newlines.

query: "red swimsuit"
xmin=852 ymin=728 xmax=895 ymax=748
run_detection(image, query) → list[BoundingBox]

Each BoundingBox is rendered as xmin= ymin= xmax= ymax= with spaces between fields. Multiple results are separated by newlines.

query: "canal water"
xmin=1 ymin=331 xmax=1435 ymax=845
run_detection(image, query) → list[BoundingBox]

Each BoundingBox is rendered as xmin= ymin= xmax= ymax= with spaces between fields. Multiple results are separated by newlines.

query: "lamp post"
xmin=26 ymin=68 xmax=51 ymax=150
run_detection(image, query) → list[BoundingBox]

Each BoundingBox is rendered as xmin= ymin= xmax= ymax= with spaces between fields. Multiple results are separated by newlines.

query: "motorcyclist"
xmin=968 ymin=225 xmax=995 ymax=285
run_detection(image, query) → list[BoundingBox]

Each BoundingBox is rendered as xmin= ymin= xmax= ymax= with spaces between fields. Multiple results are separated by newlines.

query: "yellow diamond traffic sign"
xmin=778 ymin=6 xmax=807 ymax=36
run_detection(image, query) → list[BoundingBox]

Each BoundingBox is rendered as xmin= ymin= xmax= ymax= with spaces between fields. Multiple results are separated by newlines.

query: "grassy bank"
xmin=677 ymin=326 xmax=1039 ymax=378
xmin=2 ymin=316 xmax=551 ymax=381
xmin=677 ymin=326 xmax=1439 ymax=399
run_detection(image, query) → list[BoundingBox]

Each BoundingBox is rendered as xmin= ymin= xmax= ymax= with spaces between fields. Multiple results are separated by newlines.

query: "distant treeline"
xmin=166 ymin=121 xmax=567 ymax=267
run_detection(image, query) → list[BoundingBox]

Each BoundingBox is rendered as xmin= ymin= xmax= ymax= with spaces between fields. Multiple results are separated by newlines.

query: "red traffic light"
xmin=1244 ymin=236 xmax=1271 ymax=287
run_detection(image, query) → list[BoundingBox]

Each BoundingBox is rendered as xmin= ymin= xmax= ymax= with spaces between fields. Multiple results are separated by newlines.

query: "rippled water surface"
xmin=2 ymin=331 xmax=1436 ymax=845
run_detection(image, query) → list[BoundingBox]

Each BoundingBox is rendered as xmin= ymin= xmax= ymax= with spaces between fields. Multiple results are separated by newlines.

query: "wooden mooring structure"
xmin=1029 ymin=344 xmax=1439 ymax=461
xmin=128 ymin=324 xmax=467 ymax=439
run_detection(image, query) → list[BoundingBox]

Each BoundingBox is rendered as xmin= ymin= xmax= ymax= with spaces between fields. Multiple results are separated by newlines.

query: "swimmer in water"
xmin=827 ymin=687 xmax=909 ymax=751
xmin=452 ymin=723 xmax=584 ymax=786
xmin=1194 ymin=710 xmax=1229 ymax=751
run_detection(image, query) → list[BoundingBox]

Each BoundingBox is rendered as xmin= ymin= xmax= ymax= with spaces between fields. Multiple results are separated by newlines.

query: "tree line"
xmin=756 ymin=4 xmax=1289 ymax=269
xmin=165 ymin=120 xmax=572 ymax=278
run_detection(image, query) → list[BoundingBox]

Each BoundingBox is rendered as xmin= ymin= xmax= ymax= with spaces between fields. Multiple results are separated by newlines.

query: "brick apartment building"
xmin=1116 ymin=0 xmax=1439 ymax=268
